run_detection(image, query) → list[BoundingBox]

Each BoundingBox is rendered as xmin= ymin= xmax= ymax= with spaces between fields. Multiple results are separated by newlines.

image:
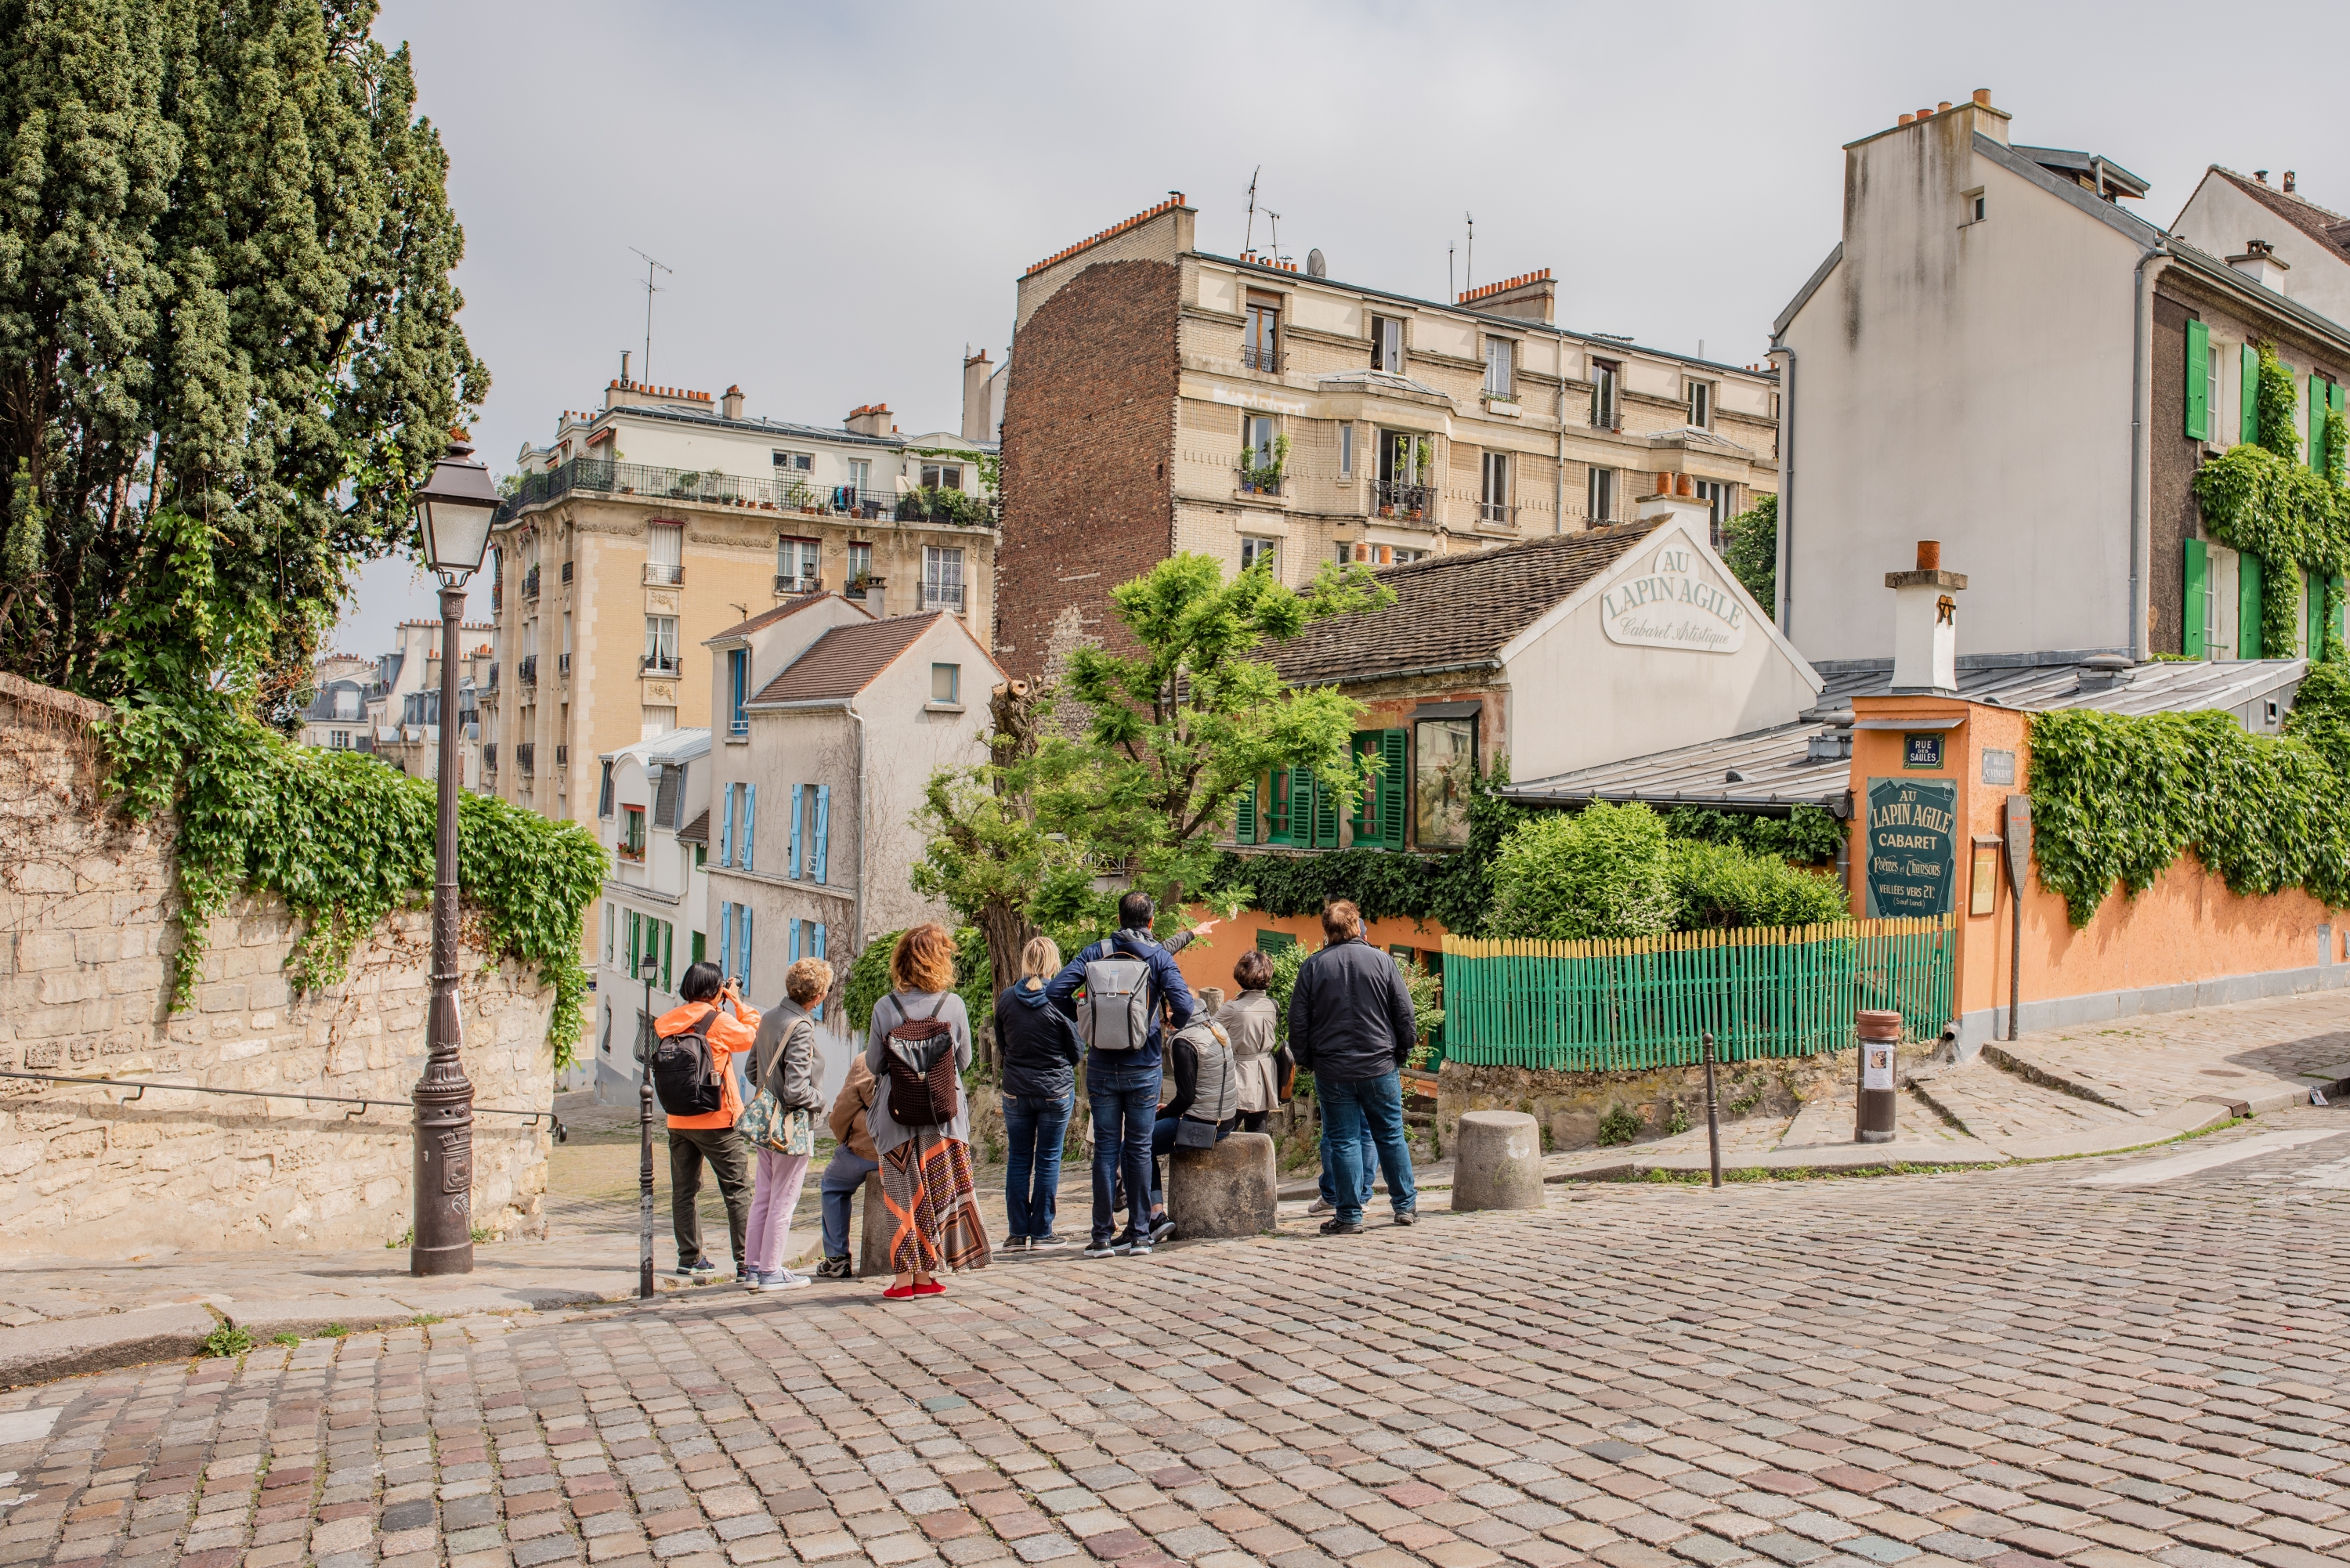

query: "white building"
xmin=2171 ymin=166 xmax=2350 ymax=333
xmin=585 ymin=728 xmax=712 ymax=1100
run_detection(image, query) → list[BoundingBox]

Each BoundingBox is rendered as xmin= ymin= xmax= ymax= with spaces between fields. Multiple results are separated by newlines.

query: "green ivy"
xmin=103 ymin=706 xmax=606 ymax=1063
xmin=844 ymin=927 xmax=994 ymax=1035
xmin=2026 ymin=704 xmax=2350 ymax=927
xmin=1662 ymin=804 xmax=1844 ymax=865
xmin=2190 ymin=343 xmax=2350 ymax=660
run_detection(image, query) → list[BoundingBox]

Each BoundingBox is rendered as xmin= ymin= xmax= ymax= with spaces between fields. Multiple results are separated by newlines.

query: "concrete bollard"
xmin=1452 ymin=1111 xmax=1544 ymax=1212
xmin=1167 ymin=1132 xmax=1278 ymax=1238
xmin=858 ymin=1171 xmax=893 ymax=1277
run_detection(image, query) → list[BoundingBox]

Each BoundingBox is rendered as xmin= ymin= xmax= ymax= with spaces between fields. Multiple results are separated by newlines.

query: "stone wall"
xmin=0 ymin=674 xmax=555 ymax=1260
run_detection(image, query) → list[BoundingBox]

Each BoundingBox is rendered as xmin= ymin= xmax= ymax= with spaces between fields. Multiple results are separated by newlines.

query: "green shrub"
xmin=1487 ymin=802 xmax=1676 ymax=940
xmin=846 ymin=926 xmax=996 ymax=1034
xmin=1596 ymin=1103 xmax=1642 ymax=1146
xmin=1263 ymin=938 xmax=1441 ymax=1042
xmin=201 ymin=1324 xmax=253 ymax=1359
xmin=1668 ymin=840 xmax=1851 ymax=930
xmin=1663 ymin=804 xmax=1845 ymax=866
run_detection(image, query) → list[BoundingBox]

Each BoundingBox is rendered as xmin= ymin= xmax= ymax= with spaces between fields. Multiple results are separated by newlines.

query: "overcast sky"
xmin=335 ymin=0 xmax=2350 ymax=655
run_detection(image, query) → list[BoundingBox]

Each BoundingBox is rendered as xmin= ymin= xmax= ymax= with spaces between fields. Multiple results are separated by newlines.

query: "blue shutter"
xmin=719 ymin=903 xmax=733 ymax=980
xmin=742 ymin=786 xmax=757 ymax=871
xmin=812 ymin=786 xmax=830 ymax=883
xmin=789 ymin=918 xmax=801 ymax=965
xmin=719 ymin=783 xmax=736 ymax=867
xmin=739 ymin=908 xmax=754 ymax=991
xmin=789 ymin=782 xmax=804 ymax=880
xmin=811 ymin=923 xmax=826 ymax=1019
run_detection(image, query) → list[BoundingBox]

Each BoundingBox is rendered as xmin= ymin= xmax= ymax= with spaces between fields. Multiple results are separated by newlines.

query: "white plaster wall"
xmin=1501 ymin=518 xmax=1823 ymax=781
xmin=1781 ymin=116 xmax=2146 ymax=663
xmin=2171 ymin=174 xmax=2350 ymax=334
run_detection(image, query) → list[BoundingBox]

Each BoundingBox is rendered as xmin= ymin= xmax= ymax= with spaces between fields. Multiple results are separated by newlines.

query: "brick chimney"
xmin=844 ymin=403 xmax=892 ymax=437
xmin=1886 ymin=541 xmax=1967 ymax=694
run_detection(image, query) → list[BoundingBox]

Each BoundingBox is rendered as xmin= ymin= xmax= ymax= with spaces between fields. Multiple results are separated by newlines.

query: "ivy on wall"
xmin=2026 ymin=677 xmax=2350 ymax=927
xmin=2191 ymin=343 xmax=2350 ymax=660
xmin=105 ymin=708 xmax=608 ymax=1063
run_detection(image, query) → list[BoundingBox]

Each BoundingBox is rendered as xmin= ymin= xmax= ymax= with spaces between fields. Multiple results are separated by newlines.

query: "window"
xmin=646 ymin=522 xmax=683 ymax=585
xmin=1349 ymin=730 xmax=1408 ymax=850
xmin=1369 ymin=315 xmax=1404 ymax=374
xmin=1587 ymin=466 xmax=1616 ymax=524
xmin=1687 ymin=379 xmax=1713 ymax=428
xmin=1961 ymin=188 xmax=1986 ymax=224
xmin=848 ymin=458 xmax=871 ymax=495
xmin=620 ymin=806 xmax=647 ymax=862
xmin=772 ymin=450 xmax=812 ymax=471
xmin=776 ymin=537 xmax=819 ymax=592
xmin=1480 ymin=452 xmax=1510 ymax=524
xmin=1484 ymin=337 xmax=1516 ymax=399
xmin=1264 ymin=768 xmax=1292 ymax=843
xmin=1590 ymin=359 xmax=1621 ymax=430
xmin=328 ymin=730 xmax=350 ymax=750
xmin=1243 ymin=414 xmax=1276 ymax=470
xmin=643 ymin=616 xmax=678 ymax=673
xmin=1244 ymin=293 xmax=1281 ymax=372
xmin=780 ymin=783 xmax=827 ymax=883
xmin=1392 ymin=547 xmax=1429 ymax=565
xmin=1261 ymin=765 xmax=1340 ymax=849
xmin=920 ymin=461 xmax=964 ymax=491
xmin=922 ymin=546 xmax=966 ymax=612
xmin=1339 ymin=422 xmax=1354 ymax=478
xmin=728 ymin=649 xmax=749 ymax=736
xmin=847 ymin=542 xmax=873 ymax=584
xmin=931 ymin=663 xmax=961 ymax=705
xmin=1241 ymin=537 xmax=1278 ymax=575
xmin=1694 ymin=480 xmax=1736 ymax=548
xmin=598 ymin=761 xmax=614 ymax=817
xmin=603 ymin=902 xmax=614 ymax=965
xmin=1415 ymin=717 xmax=1477 ymax=847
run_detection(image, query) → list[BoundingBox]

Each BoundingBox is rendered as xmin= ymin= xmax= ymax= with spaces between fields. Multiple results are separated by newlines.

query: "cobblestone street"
xmin=8 ymin=1106 xmax=2350 ymax=1568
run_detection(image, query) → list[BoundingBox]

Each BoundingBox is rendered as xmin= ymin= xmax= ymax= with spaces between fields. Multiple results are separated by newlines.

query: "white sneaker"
xmin=1307 ymin=1198 xmax=1334 ymax=1216
xmin=758 ymin=1270 xmax=812 ymax=1292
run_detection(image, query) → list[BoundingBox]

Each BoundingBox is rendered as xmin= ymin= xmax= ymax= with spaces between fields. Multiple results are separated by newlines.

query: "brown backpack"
xmin=882 ymin=994 xmax=958 ymax=1126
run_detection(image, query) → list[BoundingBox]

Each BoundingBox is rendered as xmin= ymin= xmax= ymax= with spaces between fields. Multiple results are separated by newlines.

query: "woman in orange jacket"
xmin=655 ymin=961 xmax=762 ymax=1280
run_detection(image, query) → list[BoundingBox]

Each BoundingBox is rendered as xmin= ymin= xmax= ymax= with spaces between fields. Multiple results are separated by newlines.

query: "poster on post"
xmin=1864 ymin=777 xmax=1958 ymax=917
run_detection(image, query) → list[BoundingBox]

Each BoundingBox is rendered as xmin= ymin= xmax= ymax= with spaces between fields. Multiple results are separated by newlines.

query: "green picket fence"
xmin=1440 ymin=915 xmax=1955 ymax=1072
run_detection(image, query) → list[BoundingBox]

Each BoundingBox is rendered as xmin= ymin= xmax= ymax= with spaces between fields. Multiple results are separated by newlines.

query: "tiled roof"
xmin=707 ymin=592 xmax=868 ymax=644
xmin=2210 ymin=167 xmax=2350 ymax=265
xmin=675 ymin=809 xmax=710 ymax=847
xmin=750 ymin=613 xmax=947 ymax=705
xmin=1271 ymin=522 xmax=1658 ymax=686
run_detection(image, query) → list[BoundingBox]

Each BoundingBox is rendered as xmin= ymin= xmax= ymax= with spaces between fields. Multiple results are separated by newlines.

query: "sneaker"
xmin=1121 ymin=1230 xmax=1152 ymax=1258
xmin=1029 ymin=1234 xmax=1071 ymax=1252
xmin=814 ymin=1255 xmax=852 ymax=1281
xmin=1149 ymin=1214 xmax=1176 ymax=1245
xmin=1083 ymin=1237 xmax=1119 ymax=1259
xmin=761 ymin=1270 xmax=812 ymax=1292
xmin=1318 ymin=1218 xmax=1364 ymax=1237
xmin=881 ymin=1284 xmax=917 ymax=1300
xmin=1000 ymin=1234 xmax=1029 ymax=1252
xmin=1392 ymin=1209 xmax=1419 ymax=1227
xmin=676 ymin=1258 xmax=718 ymax=1280
xmin=741 ymin=1266 xmax=766 ymax=1289
xmin=1307 ymin=1198 xmax=1334 ymax=1216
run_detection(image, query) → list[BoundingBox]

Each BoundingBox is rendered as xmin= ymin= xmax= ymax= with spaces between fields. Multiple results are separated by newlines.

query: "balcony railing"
xmin=1477 ymin=500 xmax=1517 ymax=527
xmin=557 ymin=653 xmax=570 ymax=677
xmin=1242 ymin=344 xmax=1284 ymax=373
xmin=494 ymin=455 xmax=1000 ymax=529
xmin=1374 ymin=480 xmax=1434 ymax=522
xmin=643 ymin=562 xmax=683 ymax=586
xmin=522 ymin=566 xmax=540 ymax=600
xmin=1238 ymin=466 xmax=1283 ymax=497
xmin=515 ymin=743 xmax=534 ymax=775
xmin=554 ymin=744 xmax=569 ymax=768
xmin=484 ymin=744 xmax=497 ymax=772
xmin=642 ymin=653 xmax=681 ymax=675
xmin=517 ymin=655 xmax=537 ymax=686
xmin=559 ymin=561 xmax=573 ymax=585
xmin=844 ymin=576 xmax=886 ymax=602
xmin=775 ymin=573 xmax=820 ymax=595
xmin=920 ymin=584 xmax=967 ymax=613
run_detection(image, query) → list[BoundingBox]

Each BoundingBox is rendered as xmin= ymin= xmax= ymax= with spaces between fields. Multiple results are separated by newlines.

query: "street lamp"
xmin=408 ymin=433 xmax=501 ymax=1277
xmin=638 ymin=949 xmax=662 ymax=1299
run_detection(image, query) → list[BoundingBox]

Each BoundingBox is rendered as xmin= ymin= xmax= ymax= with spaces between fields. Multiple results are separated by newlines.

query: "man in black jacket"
xmin=1288 ymin=899 xmax=1417 ymax=1235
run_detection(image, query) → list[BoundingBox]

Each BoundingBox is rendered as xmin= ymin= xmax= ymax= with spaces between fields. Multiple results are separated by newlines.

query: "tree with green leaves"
xmin=1060 ymin=553 xmax=1394 ymax=917
xmin=1 ymin=0 xmax=486 ymax=716
xmin=1720 ymin=492 xmax=1777 ymax=614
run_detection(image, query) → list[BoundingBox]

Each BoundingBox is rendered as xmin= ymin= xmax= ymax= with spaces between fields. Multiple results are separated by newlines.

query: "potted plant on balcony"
xmin=1242 ymin=433 xmax=1289 ymax=497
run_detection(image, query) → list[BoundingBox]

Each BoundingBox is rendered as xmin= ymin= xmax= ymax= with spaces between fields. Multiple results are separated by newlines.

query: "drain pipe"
xmin=1768 ymin=339 xmax=1796 ymax=636
xmin=2128 ymin=242 xmax=2171 ymax=661
xmin=848 ymin=704 xmax=867 ymax=960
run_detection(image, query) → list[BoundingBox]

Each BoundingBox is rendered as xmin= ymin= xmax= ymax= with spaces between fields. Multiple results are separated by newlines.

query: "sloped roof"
xmin=675 ymin=809 xmax=710 ymax=847
xmin=1271 ymin=522 xmax=1659 ymax=686
xmin=2207 ymin=166 xmax=2350 ymax=266
xmin=707 ymin=591 xmax=869 ymax=645
xmin=749 ymin=613 xmax=949 ymax=705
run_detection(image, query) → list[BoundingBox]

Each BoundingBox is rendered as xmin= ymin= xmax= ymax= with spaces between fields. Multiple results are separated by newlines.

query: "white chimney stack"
xmin=2227 ymin=240 xmax=2290 ymax=292
xmin=1888 ymin=541 xmax=1966 ymax=694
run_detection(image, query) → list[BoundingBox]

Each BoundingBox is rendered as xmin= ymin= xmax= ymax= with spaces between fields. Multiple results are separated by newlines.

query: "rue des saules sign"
xmin=1600 ymin=541 xmax=1748 ymax=653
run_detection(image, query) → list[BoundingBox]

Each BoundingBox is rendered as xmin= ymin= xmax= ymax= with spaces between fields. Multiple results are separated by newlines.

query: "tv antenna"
xmin=1464 ymin=212 xmax=1474 ymax=294
xmin=1448 ymin=243 xmax=1455 ymax=301
xmin=1242 ymin=166 xmax=1260 ymax=256
xmin=1264 ymin=208 xmax=1282 ymax=266
xmin=629 ymin=247 xmax=672 ymax=385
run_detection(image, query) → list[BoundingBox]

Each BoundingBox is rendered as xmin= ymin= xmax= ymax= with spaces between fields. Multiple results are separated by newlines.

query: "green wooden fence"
xmin=1440 ymin=915 xmax=1955 ymax=1072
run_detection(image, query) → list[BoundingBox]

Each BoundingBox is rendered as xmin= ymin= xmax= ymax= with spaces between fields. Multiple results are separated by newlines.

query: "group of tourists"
xmin=647 ymin=892 xmax=1420 ymax=1299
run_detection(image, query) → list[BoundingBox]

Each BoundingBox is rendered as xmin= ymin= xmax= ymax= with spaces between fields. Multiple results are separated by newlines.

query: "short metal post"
xmin=1701 ymin=1032 xmax=1721 ymax=1190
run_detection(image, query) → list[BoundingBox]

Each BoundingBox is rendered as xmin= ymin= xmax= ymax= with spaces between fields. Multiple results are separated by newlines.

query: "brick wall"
xmin=996 ymin=258 xmax=1180 ymax=683
xmin=0 ymin=676 xmax=555 ymax=1259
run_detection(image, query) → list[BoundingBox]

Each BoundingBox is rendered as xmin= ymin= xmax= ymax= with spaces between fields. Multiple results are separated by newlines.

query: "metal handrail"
xmin=495 ymin=456 xmax=1000 ymax=529
xmin=1375 ymin=479 xmax=1434 ymax=518
xmin=0 ymin=1070 xmax=566 ymax=1141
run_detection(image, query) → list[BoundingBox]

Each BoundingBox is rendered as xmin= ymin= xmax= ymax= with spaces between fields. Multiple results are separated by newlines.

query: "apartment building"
xmin=585 ymin=727 xmax=712 ymax=1101
xmin=2172 ymin=166 xmax=2350 ymax=334
xmin=306 ymin=620 xmax=490 ymax=779
xmin=1774 ymin=90 xmax=2350 ymax=667
xmin=993 ymin=196 xmax=1781 ymax=681
xmin=479 ymin=371 xmax=1000 ymax=836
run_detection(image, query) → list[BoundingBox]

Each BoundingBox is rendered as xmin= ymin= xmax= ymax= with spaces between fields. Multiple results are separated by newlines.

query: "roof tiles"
xmin=750 ymin=613 xmax=948 ymax=706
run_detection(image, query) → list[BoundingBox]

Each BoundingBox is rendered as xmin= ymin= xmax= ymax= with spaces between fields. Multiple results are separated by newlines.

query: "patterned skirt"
xmin=877 ymin=1130 xmax=992 ymax=1276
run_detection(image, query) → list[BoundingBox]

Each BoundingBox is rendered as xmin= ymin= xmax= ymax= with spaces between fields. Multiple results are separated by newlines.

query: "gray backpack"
xmin=1078 ymin=944 xmax=1154 ymax=1053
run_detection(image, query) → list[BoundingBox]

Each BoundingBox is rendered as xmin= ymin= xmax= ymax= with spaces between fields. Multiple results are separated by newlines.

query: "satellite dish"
xmin=1307 ymin=248 xmax=1327 ymax=278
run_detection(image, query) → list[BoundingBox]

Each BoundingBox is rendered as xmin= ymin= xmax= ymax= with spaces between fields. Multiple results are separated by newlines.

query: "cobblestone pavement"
xmin=1989 ymin=992 xmax=2350 ymax=1118
xmin=9 ymin=1105 xmax=2350 ymax=1568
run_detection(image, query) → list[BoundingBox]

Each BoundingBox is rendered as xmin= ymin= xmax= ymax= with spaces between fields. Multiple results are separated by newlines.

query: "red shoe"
xmin=881 ymin=1284 xmax=917 ymax=1300
xmin=913 ymin=1280 xmax=946 ymax=1296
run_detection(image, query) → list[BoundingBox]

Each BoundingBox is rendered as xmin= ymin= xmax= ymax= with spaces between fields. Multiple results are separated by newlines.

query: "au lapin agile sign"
xmin=1601 ymin=541 xmax=1748 ymax=652
xmin=1864 ymin=776 xmax=1958 ymax=916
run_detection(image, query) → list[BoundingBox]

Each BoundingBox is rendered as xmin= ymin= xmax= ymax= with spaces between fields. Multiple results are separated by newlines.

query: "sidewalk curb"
xmin=0 ymin=1304 xmax=218 ymax=1389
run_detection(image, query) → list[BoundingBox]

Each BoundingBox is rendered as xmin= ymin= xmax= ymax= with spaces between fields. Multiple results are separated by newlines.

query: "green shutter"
xmin=2241 ymin=553 xmax=2265 ymax=659
xmin=2242 ymin=344 xmax=2261 ymax=446
xmin=1255 ymin=929 xmax=1296 ymax=953
xmin=1379 ymin=729 xmax=1408 ymax=849
xmin=1311 ymin=774 xmax=1340 ymax=849
xmin=1348 ymin=734 xmax=1374 ymax=835
xmin=2184 ymin=320 xmax=2209 ymax=442
xmin=2182 ymin=539 xmax=2207 ymax=659
xmin=1289 ymin=766 xmax=1313 ymax=845
xmin=2313 ymin=376 xmax=2328 ymax=470
xmin=1235 ymin=779 xmax=1256 ymax=844
xmin=2334 ymin=574 xmax=2347 ymax=662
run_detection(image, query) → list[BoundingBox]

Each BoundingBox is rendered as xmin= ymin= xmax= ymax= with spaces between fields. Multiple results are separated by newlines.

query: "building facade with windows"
xmin=994 ymin=196 xmax=1781 ymax=681
xmin=1773 ymin=91 xmax=2350 ymax=668
xmin=586 ymin=727 xmax=713 ymax=1100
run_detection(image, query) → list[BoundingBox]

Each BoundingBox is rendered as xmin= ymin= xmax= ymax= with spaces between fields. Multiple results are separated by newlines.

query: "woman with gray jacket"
xmin=1219 ymin=949 xmax=1282 ymax=1133
xmin=741 ymin=957 xmax=833 ymax=1292
xmin=865 ymin=924 xmax=990 ymax=1298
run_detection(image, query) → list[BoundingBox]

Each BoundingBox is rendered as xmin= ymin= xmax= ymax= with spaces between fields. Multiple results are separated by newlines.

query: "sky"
xmin=334 ymin=0 xmax=2350 ymax=656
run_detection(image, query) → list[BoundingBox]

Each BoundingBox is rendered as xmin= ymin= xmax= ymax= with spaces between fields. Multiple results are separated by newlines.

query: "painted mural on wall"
xmin=1864 ymin=776 xmax=1958 ymax=916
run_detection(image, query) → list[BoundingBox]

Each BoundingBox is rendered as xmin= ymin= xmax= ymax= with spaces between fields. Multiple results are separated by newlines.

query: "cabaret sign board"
xmin=1600 ymin=541 xmax=1748 ymax=653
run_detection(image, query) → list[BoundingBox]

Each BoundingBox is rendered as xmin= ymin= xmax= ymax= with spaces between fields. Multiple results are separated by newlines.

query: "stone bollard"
xmin=858 ymin=1171 xmax=893 ymax=1277
xmin=1452 ymin=1111 xmax=1544 ymax=1212
xmin=1167 ymin=1132 xmax=1278 ymax=1238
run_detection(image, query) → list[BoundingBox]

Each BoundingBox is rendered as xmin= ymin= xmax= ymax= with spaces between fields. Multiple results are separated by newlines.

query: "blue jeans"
xmin=1089 ymin=1069 xmax=1159 ymax=1244
xmin=1150 ymin=1114 xmax=1231 ymax=1208
xmin=1003 ymin=1092 xmax=1073 ymax=1240
xmin=1318 ymin=1114 xmax=1377 ymax=1210
xmin=1318 ymin=1072 xmax=1416 ymax=1225
xmin=819 ymin=1147 xmax=879 ymax=1259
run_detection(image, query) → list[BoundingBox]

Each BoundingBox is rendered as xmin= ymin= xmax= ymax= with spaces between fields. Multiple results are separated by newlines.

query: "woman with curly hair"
xmin=863 ymin=923 xmax=989 ymax=1297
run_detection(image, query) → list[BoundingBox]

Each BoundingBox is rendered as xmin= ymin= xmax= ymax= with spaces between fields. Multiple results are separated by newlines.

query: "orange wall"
xmin=1847 ymin=695 xmax=2341 ymax=1024
xmin=1168 ymin=908 xmax=1449 ymax=1001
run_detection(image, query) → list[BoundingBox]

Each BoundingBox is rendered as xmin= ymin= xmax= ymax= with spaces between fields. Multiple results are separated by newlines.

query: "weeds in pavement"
xmin=201 ymin=1324 xmax=253 ymax=1358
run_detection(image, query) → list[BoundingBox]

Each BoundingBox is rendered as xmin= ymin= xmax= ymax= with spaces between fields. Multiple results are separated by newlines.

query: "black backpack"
xmin=651 ymin=1008 xmax=725 ymax=1117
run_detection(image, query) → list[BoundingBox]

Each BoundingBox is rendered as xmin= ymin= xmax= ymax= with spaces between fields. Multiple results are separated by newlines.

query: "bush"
xmin=1487 ymin=802 xmax=1676 ymax=940
xmin=1596 ymin=1103 xmax=1642 ymax=1146
xmin=1263 ymin=938 xmax=1442 ymax=1043
xmin=1668 ymin=840 xmax=1851 ymax=930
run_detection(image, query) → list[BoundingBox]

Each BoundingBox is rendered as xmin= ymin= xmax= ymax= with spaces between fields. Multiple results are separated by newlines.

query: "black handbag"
xmin=1274 ymin=1042 xmax=1298 ymax=1103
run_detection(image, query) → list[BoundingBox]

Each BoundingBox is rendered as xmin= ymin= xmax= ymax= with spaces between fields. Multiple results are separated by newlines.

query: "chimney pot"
xmin=1936 ymin=100 xmax=1951 ymax=112
xmin=1676 ymin=474 xmax=1694 ymax=497
xmin=1898 ymin=113 xmax=1914 ymax=126
xmin=2284 ymin=170 xmax=2298 ymax=193
xmin=2255 ymin=170 xmax=2269 ymax=184
xmin=1917 ymin=540 xmax=1941 ymax=571
xmin=1656 ymin=471 xmax=1673 ymax=494
xmin=1917 ymin=107 xmax=1932 ymax=120
xmin=1971 ymin=88 xmax=1991 ymax=106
